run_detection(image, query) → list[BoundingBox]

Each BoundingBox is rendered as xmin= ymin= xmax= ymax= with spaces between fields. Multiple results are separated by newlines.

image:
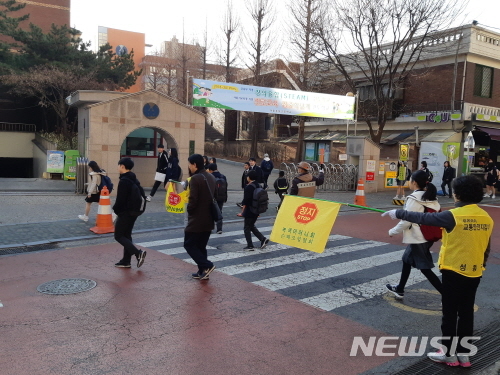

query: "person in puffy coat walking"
xmin=385 ymin=170 xmax=442 ymax=300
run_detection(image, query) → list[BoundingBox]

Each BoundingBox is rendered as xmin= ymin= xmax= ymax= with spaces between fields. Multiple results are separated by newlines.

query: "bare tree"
xmin=246 ymin=0 xmax=276 ymax=157
xmin=141 ymin=51 xmax=178 ymax=97
xmin=315 ymin=0 xmax=467 ymax=143
xmin=219 ymin=0 xmax=240 ymax=145
xmin=287 ymin=0 xmax=323 ymax=162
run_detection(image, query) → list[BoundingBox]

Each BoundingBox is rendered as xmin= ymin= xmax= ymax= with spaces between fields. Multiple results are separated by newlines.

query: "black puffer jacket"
xmin=113 ymin=171 xmax=142 ymax=215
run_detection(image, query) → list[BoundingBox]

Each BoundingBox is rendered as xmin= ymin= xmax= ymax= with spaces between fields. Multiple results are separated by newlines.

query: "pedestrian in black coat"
xmin=441 ymin=161 xmax=456 ymax=198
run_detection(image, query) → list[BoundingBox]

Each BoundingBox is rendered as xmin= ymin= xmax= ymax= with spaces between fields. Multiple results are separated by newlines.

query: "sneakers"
xmin=484 ymin=193 xmax=490 ymax=197
xmin=199 ymin=265 xmax=216 ymax=280
xmin=216 ymin=230 xmax=223 ymax=234
xmin=385 ymin=284 xmax=404 ymax=299
xmin=136 ymin=250 xmax=147 ymax=268
xmin=427 ymin=349 xmax=459 ymax=366
xmin=457 ymin=355 xmax=471 ymax=367
xmin=78 ymin=215 xmax=89 ymax=222
xmin=243 ymin=246 xmax=254 ymax=251
xmin=236 ymin=203 xmax=243 ymax=208
xmin=115 ymin=261 xmax=131 ymax=268
xmin=191 ymin=271 xmax=208 ymax=280
xmin=260 ymin=238 xmax=270 ymax=249
xmin=146 ymin=195 xmax=152 ymax=202
xmin=492 ymin=195 xmax=496 ymax=199
xmin=393 ymin=196 xmax=400 ymax=200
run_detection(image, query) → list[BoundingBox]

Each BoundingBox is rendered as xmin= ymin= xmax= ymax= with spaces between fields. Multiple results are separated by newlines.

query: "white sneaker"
xmin=393 ymin=196 xmax=400 ymax=200
xmin=146 ymin=195 xmax=152 ymax=202
xmin=78 ymin=215 xmax=89 ymax=222
xmin=492 ymin=195 xmax=496 ymax=199
xmin=484 ymin=193 xmax=490 ymax=197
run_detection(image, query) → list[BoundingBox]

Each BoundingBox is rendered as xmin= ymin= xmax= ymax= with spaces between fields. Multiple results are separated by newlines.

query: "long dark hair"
xmin=169 ymin=147 xmax=178 ymax=159
xmin=88 ymin=161 xmax=102 ymax=173
xmin=411 ymin=170 xmax=437 ymax=201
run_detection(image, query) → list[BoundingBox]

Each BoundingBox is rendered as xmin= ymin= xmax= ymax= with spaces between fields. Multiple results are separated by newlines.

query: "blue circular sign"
xmin=143 ymin=103 xmax=160 ymax=119
xmin=116 ymin=45 xmax=128 ymax=56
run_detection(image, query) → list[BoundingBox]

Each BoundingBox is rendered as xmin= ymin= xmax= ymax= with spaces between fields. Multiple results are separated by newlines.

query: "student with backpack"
xmin=260 ymin=153 xmax=274 ymax=189
xmin=385 ymin=169 xmax=442 ymax=299
xmin=273 ymin=170 xmax=288 ymax=211
xmin=78 ymin=160 xmax=110 ymax=222
xmin=420 ymin=161 xmax=433 ymax=182
xmin=237 ymin=170 xmax=269 ymax=250
xmin=112 ymin=157 xmax=147 ymax=268
xmin=207 ymin=163 xmax=227 ymax=234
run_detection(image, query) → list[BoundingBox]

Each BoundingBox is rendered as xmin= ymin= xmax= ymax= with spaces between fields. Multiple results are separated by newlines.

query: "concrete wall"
xmin=0 ymin=132 xmax=34 ymax=158
xmin=85 ymin=90 xmax=205 ymax=190
xmin=33 ymin=143 xmax=47 ymax=178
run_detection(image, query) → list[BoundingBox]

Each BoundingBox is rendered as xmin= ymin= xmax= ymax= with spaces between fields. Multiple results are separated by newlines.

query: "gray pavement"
xmin=0 ymin=159 xmax=459 ymax=249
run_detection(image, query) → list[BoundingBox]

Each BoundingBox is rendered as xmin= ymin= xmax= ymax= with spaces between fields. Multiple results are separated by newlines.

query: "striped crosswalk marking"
xmin=138 ymin=227 xmax=274 ymax=247
xmin=219 ymin=240 xmax=386 ymax=276
xmin=142 ymin=229 xmax=437 ymax=312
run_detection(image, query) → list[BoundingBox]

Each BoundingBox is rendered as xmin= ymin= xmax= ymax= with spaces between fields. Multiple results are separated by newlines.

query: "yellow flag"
xmin=165 ymin=181 xmax=189 ymax=214
xmin=270 ymin=195 xmax=341 ymax=253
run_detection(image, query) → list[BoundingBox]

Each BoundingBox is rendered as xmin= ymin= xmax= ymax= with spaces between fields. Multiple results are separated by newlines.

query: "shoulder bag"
xmin=203 ymin=175 xmax=223 ymax=222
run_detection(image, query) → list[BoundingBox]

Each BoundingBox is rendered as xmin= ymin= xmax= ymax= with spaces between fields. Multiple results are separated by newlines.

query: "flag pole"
xmin=283 ymin=195 xmax=387 ymax=213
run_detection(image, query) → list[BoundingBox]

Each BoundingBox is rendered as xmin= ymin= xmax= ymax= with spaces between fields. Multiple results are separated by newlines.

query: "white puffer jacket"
xmin=389 ymin=190 xmax=441 ymax=243
xmin=87 ymin=171 xmax=106 ymax=195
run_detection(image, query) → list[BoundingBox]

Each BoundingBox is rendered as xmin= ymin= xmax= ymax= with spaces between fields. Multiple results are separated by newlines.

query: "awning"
xmin=420 ymin=130 xmax=462 ymax=143
xmin=380 ymin=132 xmax=414 ymax=145
xmin=476 ymin=126 xmax=500 ymax=141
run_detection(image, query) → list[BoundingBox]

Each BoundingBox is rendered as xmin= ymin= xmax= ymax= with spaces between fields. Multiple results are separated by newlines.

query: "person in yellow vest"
xmin=289 ymin=161 xmax=324 ymax=198
xmin=382 ymin=175 xmax=493 ymax=368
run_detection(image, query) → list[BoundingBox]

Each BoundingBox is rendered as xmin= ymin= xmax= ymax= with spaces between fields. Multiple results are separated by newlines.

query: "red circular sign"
xmin=294 ymin=202 xmax=319 ymax=224
xmin=168 ymin=192 xmax=181 ymax=206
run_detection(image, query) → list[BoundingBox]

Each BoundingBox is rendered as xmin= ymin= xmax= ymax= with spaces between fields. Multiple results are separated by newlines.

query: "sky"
xmin=71 ymin=0 xmax=500 ymax=62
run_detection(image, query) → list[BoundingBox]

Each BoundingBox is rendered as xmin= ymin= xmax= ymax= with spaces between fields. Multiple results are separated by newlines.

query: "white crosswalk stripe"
xmin=144 ymin=229 xmax=436 ymax=312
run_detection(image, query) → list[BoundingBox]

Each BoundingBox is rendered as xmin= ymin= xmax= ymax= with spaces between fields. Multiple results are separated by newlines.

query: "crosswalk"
xmin=137 ymin=228 xmax=434 ymax=312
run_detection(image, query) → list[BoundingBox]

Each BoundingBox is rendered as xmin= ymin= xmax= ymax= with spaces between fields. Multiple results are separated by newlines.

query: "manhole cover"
xmin=403 ymin=290 xmax=441 ymax=311
xmin=37 ymin=278 xmax=97 ymax=295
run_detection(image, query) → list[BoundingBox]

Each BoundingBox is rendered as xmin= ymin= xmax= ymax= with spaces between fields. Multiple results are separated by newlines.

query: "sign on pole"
xmin=399 ymin=144 xmax=409 ymax=162
xmin=192 ymin=78 xmax=355 ymax=119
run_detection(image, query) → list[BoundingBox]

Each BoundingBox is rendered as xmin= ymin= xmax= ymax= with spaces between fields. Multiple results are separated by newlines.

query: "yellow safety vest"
xmin=439 ymin=204 xmax=493 ymax=277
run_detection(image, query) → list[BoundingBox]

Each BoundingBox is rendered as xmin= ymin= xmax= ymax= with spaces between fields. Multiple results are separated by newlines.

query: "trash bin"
xmin=64 ymin=150 xmax=80 ymax=180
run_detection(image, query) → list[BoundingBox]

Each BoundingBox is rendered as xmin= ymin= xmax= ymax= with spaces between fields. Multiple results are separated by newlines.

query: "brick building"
xmin=9 ymin=0 xmax=70 ymax=32
xmin=291 ymin=24 xmax=500 ymax=184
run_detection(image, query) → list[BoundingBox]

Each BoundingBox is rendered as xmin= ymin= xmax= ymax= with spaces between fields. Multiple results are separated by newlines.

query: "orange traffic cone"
xmin=90 ymin=186 xmax=115 ymax=234
xmin=354 ymin=178 xmax=368 ymax=207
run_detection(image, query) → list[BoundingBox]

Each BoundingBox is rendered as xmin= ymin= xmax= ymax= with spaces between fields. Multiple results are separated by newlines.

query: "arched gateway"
xmin=69 ymin=89 xmax=205 ymax=191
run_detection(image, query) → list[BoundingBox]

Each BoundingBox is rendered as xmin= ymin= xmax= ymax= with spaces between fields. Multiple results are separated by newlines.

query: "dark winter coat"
xmin=186 ymin=169 xmax=216 ymax=232
xmin=242 ymin=181 xmax=260 ymax=218
xmin=249 ymin=165 xmax=263 ymax=183
xmin=113 ymin=171 xmax=142 ymax=216
xmin=442 ymin=166 xmax=456 ymax=182
xmin=156 ymin=151 xmax=169 ymax=173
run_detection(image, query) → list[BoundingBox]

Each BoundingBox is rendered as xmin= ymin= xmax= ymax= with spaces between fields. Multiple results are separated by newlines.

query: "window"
xmin=264 ymin=116 xmax=274 ymax=131
xmin=120 ymin=128 xmax=163 ymax=157
xmin=242 ymin=117 xmax=250 ymax=131
xmin=474 ymin=65 xmax=493 ymax=98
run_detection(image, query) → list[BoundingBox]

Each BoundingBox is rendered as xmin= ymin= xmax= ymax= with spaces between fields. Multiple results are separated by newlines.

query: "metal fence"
xmin=0 ymin=122 xmax=36 ymax=132
xmin=75 ymin=157 xmax=89 ymax=194
xmin=280 ymin=163 xmax=359 ymax=192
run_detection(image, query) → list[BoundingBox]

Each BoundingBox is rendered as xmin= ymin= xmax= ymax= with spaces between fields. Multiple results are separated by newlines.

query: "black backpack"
xmin=425 ymin=168 xmax=433 ymax=182
xmin=275 ymin=177 xmax=288 ymax=193
xmin=250 ymin=183 xmax=269 ymax=214
xmin=126 ymin=179 xmax=147 ymax=216
xmin=214 ymin=175 xmax=228 ymax=202
xmin=98 ymin=174 xmax=114 ymax=193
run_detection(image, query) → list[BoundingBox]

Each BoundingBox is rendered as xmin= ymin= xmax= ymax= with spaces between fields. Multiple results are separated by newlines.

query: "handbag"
xmin=203 ymin=175 xmax=223 ymax=222
xmin=154 ymin=172 xmax=166 ymax=182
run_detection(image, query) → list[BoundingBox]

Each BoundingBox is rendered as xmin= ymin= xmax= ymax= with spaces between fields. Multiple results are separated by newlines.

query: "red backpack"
xmin=419 ymin=206 xmax=443 ymax=242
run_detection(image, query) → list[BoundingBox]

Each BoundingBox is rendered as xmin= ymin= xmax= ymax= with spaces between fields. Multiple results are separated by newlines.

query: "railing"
xmin=75 ymin=157 xmax=89 ymax=194
xmin=0 ymin=122 xmax=36 ymax=132
xmin=280 ymin=163 xmax=359 ymax=192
